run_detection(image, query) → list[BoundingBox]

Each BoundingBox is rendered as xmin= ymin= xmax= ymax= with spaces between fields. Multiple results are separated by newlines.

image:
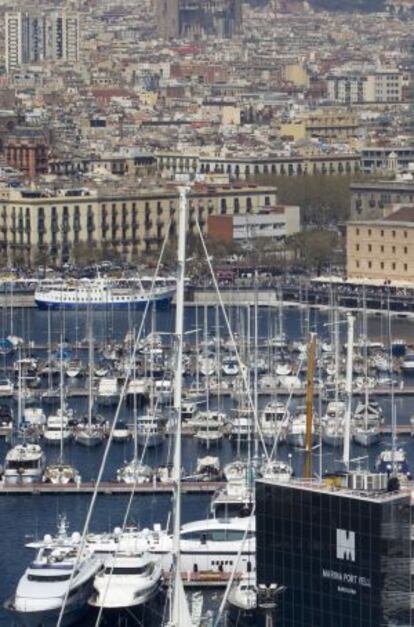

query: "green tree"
xmin=286 ymin=230 xmax=343 ymax=274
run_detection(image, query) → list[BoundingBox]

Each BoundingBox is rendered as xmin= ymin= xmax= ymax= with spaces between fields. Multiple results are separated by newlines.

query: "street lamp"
xmin=257 ymin=583 xmax=286 ymax=627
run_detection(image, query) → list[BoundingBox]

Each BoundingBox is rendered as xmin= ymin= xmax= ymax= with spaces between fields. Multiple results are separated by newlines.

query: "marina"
xmin=2 ymin=207 xmax=414 ymax=626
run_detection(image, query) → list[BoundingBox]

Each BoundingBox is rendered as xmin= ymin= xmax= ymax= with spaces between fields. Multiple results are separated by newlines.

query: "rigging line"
xmin=57 ymin=219 xmax=171 ymax=627
xmin=195 ymin=217 xmax=270 ymax=462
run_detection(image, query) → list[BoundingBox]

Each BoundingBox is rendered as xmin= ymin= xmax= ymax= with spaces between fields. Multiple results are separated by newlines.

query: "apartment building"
xmin=5 ymin=10 xmax=80 ymax=73
xmin=326 ymin=69 xmax=403 ymax=104
xmin=347 ymin=208 xmax=414 ymax=282
xmin=0 ymin=181 xmax=276 ymax=264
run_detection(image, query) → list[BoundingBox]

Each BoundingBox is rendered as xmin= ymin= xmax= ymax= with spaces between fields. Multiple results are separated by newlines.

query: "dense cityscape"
xmin=0 ymin=1 xmax=413 ymax=626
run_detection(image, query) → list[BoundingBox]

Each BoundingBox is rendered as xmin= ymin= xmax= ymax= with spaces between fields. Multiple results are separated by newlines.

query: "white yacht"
xmin=44 ymin=463 xmax=80 ymax=485
xmin=322 ymin=400 xmax=345 ymax=447
xmin=154 ymin=379 xmax=173 ymax=406
xmin=23 ymin=407 xmax=46 ymax=428
xmin=286 ymin=409 xmax=316 ymax=449
xmin=352 ymin=401 xmax=383 ymax=447
xmin=117 ymin=460 xmax=153 ymax=484
xmin=227 ymin=574 xmax=257 ymax=622
xmin=6 ymin=543 xmax=102 ymax=626
xmin=65 ymin=360 xmax=83 ymax=378
xmin=260 ymin=459 xmax=293 ymax=483
xmin=43 ymin=410 xmax=72 ymax=445
xmin=136 ymin=414 xmax=165 ymax=448
xmin=112 ymin=420 xmax=130 ymax=442
xmin=3 ymin=443 xmax=45 ymax=485
xmin=401 ymin=353 xmax=414 ymax=373
xmin=89 ymin=551 xmax=162 ymax=611
xmin=193 ymin=411 xmax=225 ymax=446
xmin=222 ymin=357 xmax=239 ymax=377
xmin=75 ymin=419 xmax=105 ymax=448
xmin=125 ymin=378 xmax=149 ymax=407
xmin=321 ymin=417 xmax=345 ymax=448
xmin=96 ymin=377 xmax=119 ymax=406
xmin=229 ymin=409 xmax=253 ymax=442
xmin=259 ymin=401 xmax=290 ymax=444
xmin=0 ymin=377 xmax=14 ymax=397
xmin=198 ymin=355 xmax=216 ymax=377
xmin=211 ymin=481 xmax=254 ymax=519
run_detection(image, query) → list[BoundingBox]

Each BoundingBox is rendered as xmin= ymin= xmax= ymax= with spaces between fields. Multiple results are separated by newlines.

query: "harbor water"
xmin=1 ymin=303 xmax=414 ymax=625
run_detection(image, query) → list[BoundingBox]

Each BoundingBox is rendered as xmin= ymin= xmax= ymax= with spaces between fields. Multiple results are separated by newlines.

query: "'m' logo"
xmin=336 ymin=529 xmax=355 ymax=562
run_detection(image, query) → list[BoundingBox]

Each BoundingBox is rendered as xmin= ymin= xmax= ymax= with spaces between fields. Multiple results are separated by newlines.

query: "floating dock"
xmin=0 ymin=480 xmax=224 ymax=496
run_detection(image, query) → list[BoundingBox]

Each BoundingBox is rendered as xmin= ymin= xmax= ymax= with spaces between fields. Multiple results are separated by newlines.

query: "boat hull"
xmin=35 ymin=294 xmax=173 ymax=311
xmin=5 ymin=587 xmax=94 ymax=627
xmin=353 ymin=431 xmax=381 ymax=447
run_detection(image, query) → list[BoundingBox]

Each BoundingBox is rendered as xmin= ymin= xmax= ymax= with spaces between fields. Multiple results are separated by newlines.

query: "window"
xmin=380 ymin=245 xmax=384 ymax=253
xmin=368 ymin=244 xmax=372 ymax=252
xmin=356 ymin=244 xmax=360 ymax=251
xmin=392 ymin=262 xmax=396 ymax=270
xmin=404 ymin=263 xmax=408 ymax=272
xmin=356 ymin=261 xmax=360 ymax=268
xmin=404 ymin=230 xmax=408 ymax=238
xmin=368 ymin=261 xmax=372 ymax=269
xmin=368 ymin=229 xmax=371 ymax=236
xmin=381 ymin=230 xmax=384 ymax=236
xmin=356 ymin=228 xmax=360 ymax=235
xmin=380 ymin=262 xmax=384 ymax=269
xmin=392 ymin=246 xmax=396 ymax=254
xmin=392 ymin=230 xmax=396 ymax=238
xmin=404 ymin=246 xmax=408 ymax=254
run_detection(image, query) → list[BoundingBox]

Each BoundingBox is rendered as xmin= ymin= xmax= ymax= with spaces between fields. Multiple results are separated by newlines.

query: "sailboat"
xmin=44 ymin=343 xmax=80 ymax=484
xmin=117 ymin=336 xmax=154 ymax=484
xmin=352 ymin=288 xmax=382 ymax=448
xmin=75 ymin=313 xmax=105 ymax=447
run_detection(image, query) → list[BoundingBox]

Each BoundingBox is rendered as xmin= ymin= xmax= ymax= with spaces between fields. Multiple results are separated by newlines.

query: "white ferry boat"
xmin=34 ymin=277 xmax=175 ymax=310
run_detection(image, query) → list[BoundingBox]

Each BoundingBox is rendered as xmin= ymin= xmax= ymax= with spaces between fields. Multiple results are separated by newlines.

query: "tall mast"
xmin=170 ymin=185 xmax=192 ymax=626
xmin=304 ymin=333 xmax=316 ymax=480
xmin=59 ymin=338 xmax=64 ymax=464
xmin=88 ymin=309 xmax=93 ymax=429
xmin=343 ymin=314 xmax=354 ymax=471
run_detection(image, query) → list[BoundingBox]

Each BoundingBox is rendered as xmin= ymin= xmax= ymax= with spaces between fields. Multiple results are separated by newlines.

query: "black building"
xmin=256 ymin=474 xmax=412 ymax=627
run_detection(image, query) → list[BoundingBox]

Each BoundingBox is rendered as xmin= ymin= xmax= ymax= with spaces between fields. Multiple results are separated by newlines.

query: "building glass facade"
xmin=256 ymin=479 xmax=412 ymax=627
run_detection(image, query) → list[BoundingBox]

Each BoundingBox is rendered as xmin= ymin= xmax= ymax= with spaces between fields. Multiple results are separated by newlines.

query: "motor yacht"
xmin=0 ymin=377 xmax=14 ymax=397
xmin=259 ymin=401 xmax=290 ymax=444
xmin=136 ymin=414 xmax=165 ymax=448
xmin=43 ymin=410 xmax=72 ymax=445
xmin=89 ymin=551 xmax=162 ymax=612
xmin=112 ymin=420 xmax=130 ymax=442
xmin=286 ymin=408 xmax=316 ymax=449
xmin=96 ymin=377 xmax=119 ymax=406
xmin=193 ymin=411 xmax=225 ymax=447
xmin=3 ymin=443 xmax=45 ymax=485
xmin=6 ymin=541 xmax=101 ymax=627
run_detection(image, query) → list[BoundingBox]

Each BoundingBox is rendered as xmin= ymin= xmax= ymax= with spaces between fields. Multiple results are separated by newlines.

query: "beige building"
xmin=0 ymin=181 xmax=276 ymax=264
xmin=347 ymin=208 xmax=414 ymax=282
